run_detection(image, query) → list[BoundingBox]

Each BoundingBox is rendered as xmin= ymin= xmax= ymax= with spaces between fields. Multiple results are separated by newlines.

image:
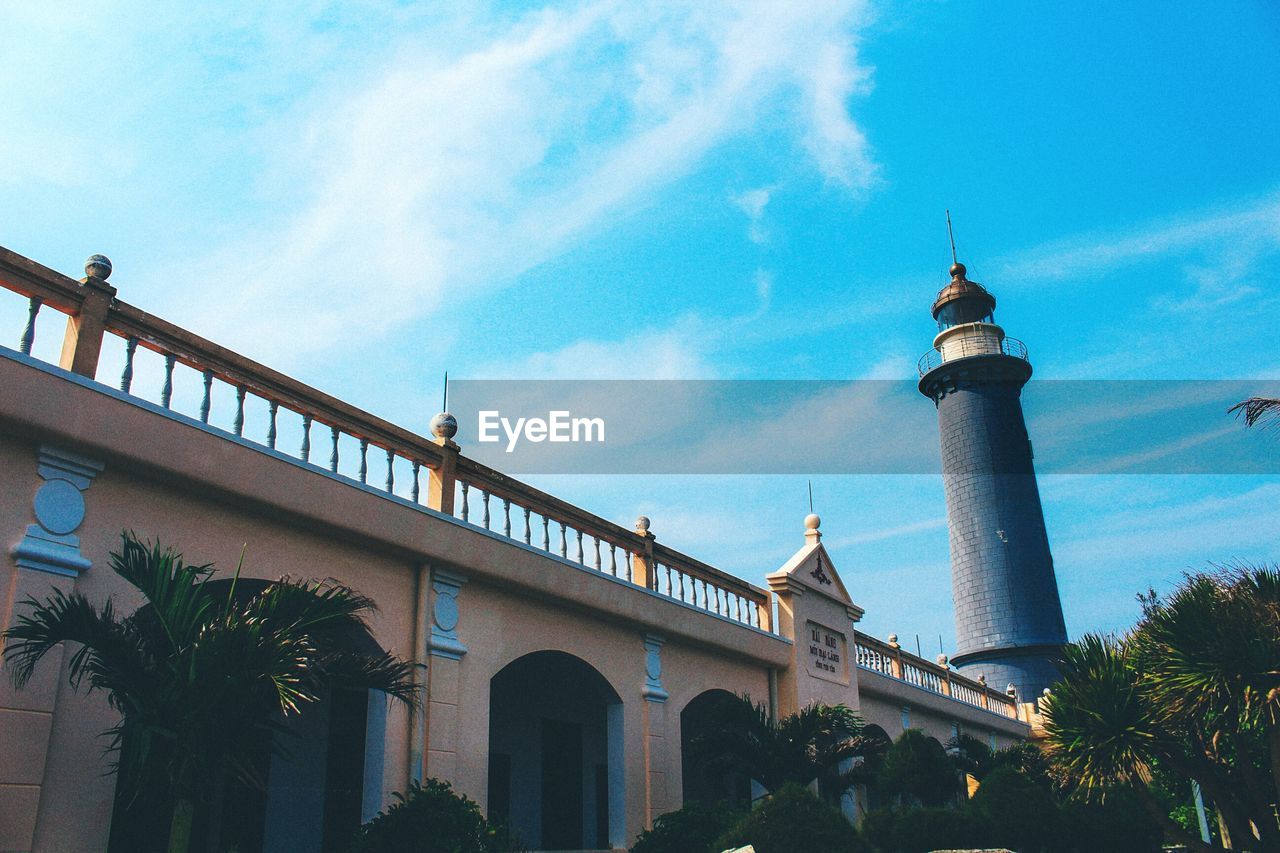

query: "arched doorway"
xmin=106 ymin=579 xmax=389 ymax=853
xmin=680 ymin=690 xmax=751 ymax=809
xmin=488 ymin=651 xmax=624 ymax=850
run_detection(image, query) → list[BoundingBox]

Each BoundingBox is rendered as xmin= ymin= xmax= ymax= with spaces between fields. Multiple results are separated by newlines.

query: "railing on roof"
xmin=0 ymin=247 xmax=771 ymax=631
xmin=917 ymin=335 xmax=1027 ymax=376
xmin=853 ymin=631 xmax=1021 ymax=720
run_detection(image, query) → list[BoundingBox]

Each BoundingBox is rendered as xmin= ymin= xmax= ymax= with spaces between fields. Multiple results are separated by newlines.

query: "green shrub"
xmin=861 ymin=805 xmax=989 ymax=853
xmin=629 ymin=800 xmax=743 ymax=853
xmin=712 ymin=784 xmax=868 ymax=853
xmin=876 ymin=730 xmax=959 ymax=807
xmin=349 ymin=778 xmax=517 ymax=853
xmin=1059 ymin=788 xmax=1162 ymax=853
xmin=968 ymin=766 xmax=1060 ymax=853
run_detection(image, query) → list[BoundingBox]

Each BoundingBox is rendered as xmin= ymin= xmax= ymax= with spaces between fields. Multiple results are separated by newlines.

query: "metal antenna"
xmin=442 ymin=371 xmax=448 ymax=412
xmin=807 ymin=480 xmax=814 ymax=513
xmin=946 ymin=209 xmax=958 ymax=264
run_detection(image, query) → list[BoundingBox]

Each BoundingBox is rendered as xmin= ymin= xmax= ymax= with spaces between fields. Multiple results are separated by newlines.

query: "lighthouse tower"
xmin=917 ymin=257 xmax=1067 ymax=701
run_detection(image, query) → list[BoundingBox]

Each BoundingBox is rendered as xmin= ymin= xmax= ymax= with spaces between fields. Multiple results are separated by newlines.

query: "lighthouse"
xmin=917 ymin=256 xmax=1067 ymax=701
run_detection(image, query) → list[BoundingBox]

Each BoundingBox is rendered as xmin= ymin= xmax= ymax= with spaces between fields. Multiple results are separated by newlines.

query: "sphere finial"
xmin=85 ymin=254 xmax=112 ymax=280
xmin=949 ymin=261 xmax=966 ymax=280
xmin=804 ymin=513 xmax=821 ymax=531
xmin=429 ymin=412 xmax=457 ymax=440
xmin=635 ymin=515 xmax=651 ymax=533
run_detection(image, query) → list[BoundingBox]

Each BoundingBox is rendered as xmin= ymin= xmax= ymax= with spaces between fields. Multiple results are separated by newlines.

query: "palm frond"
xmin=1229 ymin=397 xmax=1280 ymax=429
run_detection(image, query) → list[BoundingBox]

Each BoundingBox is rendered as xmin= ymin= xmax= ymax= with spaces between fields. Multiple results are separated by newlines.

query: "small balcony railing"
xmin=917 ymin=335 xmax=1027 ymax=376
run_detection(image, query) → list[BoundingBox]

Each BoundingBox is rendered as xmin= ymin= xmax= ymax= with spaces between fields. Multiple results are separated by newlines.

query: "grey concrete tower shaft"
xmin=918 ymin=266 xmax=1067 ymax=701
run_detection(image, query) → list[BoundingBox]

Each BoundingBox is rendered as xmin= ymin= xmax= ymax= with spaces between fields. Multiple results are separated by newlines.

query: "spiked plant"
xmin=1040 ymin=635 xmax=1218 ymax=850
xmin=1131 ymin=566 xmax=1280 ymax=848
xmin=688 ymin=693 xmax=887 ymax=797
xmin=2 ymin=532 xmax=418 ymax=853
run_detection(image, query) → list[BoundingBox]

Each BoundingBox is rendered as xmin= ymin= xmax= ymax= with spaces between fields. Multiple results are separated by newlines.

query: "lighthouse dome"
xmin=931 ymin=261 xmax=996 ymax=330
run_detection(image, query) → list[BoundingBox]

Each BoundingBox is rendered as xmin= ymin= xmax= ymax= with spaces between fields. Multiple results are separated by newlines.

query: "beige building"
xmin=0 ymin=247 xmax=1032 ymax=853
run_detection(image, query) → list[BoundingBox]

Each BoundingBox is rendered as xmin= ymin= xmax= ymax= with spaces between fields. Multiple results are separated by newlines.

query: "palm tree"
xmin=1042 ymin=627 xmax=1274 ymax=851
xmin=2 ymin=532 xmax=419 ymax=853
xmin=1132 ymin=566 xmax=1280 ymax=847
xmin=688 ymin=693 xmax=887 ymax=800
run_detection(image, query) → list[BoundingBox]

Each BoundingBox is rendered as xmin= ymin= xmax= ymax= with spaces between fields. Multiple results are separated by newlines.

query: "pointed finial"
xmin=807 ymin=480 xmax=814 ymax=514
xmin=946 ymin=210 xmax=957 ymax=265
xmin=443 ymin=371 xmax=448 ymax=412
xmin=946 ymin=211 xmax=967 ymax=279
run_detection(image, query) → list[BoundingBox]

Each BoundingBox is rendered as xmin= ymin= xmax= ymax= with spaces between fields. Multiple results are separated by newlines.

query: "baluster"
xmin=523 ymin=508 xmax=532 ymax=544
xmin=19 ymin=296 xmax=41 ymax=355
xmin=160 ymin=353 xmax=176 ymax=409
xmin=329 ymin=426 xmax=340 ymax=472
xmin=542 ymin=516 xmax=550 ymax=551
xmin=625 ymin=550 xmax=633 ymax=583
xmin=233 ymin=385 xmax=246 ymax=436
xmin=119 ymin=336 xmax=138 ymax=392
xmin=575 ymin=530 xmax=584 ymax=563
xmin=712 ymin=587 xmax=721 ymax=615
xmin=460 ymin=482 xmax=470 ymax=521
xmin=734 ymin=595 xmax=742 ymax=622
xmin=502 ymin=498 xmax=511 ymax=537
xmin=696 ymin=579 xmax=705 ymax=609
xmin=358 ymin=438 xmax=368 ymax=483
xmin=301 ymin=414 xmax=313 ymax=460
xmin=482 ymin=491 xmax=491 ymax=529
xmin=267 ymin=401 xmax=278 ymax=448
xmin=610 ymin=544 xmax=618 ymax=576
xmin=411 ymin=461 xmax=420 ymax=502
xmin=678 ymin=571 xmax=685 ymax=602
xmin=385 ymin=448 xmax=395 ymax=493
xmin=199 ymin=370 xmax=213 ymax=423
xmin=559 ymin=523 xmax=567 ymax=558
xmin=594 ymin=538 xmax=601 ymax=571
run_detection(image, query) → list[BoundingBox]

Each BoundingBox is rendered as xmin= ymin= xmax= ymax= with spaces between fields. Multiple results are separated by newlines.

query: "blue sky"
xmin=3 ymin=1 xmax=1280 ymax=650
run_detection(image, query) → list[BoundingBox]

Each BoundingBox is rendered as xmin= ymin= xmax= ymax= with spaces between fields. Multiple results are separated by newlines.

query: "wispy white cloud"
xmin=733 ymin=187 xmax=773 ymax=244
xmin=472 ymin=319 xmax=717 ymax=380
xmin=997 ymin=192 xmax=1280 ymax=282
xmin=826 ymin=516 xmax=946 ymax=548
xmin=161 ymin=0 xmax=877 ymax=365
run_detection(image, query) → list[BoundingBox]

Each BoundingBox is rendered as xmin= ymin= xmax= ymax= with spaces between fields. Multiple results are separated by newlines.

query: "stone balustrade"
xmin=0 ymin=246 xmax=771 ymax=632
xmin=853 ymin=631 xmax=1020 ymax=719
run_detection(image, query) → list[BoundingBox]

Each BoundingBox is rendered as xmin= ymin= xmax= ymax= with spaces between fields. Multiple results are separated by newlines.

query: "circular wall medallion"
xmin=434 ymin=594 xmax=459 ymax=632
xmin=33 ymin=479 xmax=84 ymax=535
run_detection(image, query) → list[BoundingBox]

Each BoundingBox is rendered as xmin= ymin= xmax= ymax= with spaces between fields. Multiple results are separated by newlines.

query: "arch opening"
xmin=680 ymin=690 xmax=752 ymax=810
xmin=487 ymin=650 xmax=624 ymax=851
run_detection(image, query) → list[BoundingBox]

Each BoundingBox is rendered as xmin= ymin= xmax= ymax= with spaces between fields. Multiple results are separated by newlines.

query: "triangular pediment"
xmin=767 ymin=539 xmax=864 ymax=621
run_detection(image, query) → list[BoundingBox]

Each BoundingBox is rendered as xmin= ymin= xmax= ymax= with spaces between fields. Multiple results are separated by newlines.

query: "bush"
xmin=1059 ymin=788 xmax=1162 ymax=853
xmin=629 ymin=801 xmax=744 ymax=853
xmin=349 ymin=778 xmax=517 ymax=853
xmin=968 ymin=766 xmax=1060 ymax=853
xmin=861 ymin=805 xmax=989 ymax=853
xmin=876 ymin=730 xmax=959 ymax=807
xmin=713 ymin=784 xmax=869 ymax=853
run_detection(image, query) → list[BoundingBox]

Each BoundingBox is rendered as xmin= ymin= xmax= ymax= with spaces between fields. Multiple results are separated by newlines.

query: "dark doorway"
xmin=488 ymin=651 xmax=624 ymax=849
xmin=681 ymin=689 xmax=752 ymax=809
xmin=540 ymin=720 xmax=584 ymax=849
